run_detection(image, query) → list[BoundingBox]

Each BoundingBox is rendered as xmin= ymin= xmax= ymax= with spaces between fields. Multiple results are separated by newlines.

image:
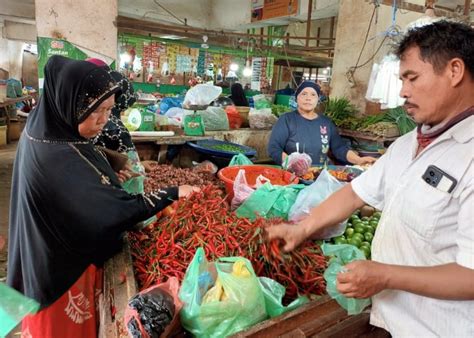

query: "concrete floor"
xmin=0 ymin=141 xmax=17 ymax=281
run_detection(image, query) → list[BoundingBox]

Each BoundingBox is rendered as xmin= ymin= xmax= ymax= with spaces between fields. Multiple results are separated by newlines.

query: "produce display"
xmin=301 ymin=166 xmax=362 ymax=182
xmin=271 ymin=104 xmax=290 ymax=117
xmin=329 ymin=211 xmax=381 ymax=259
xmin=207 ymin=143 xmax=246 ymax=153
xmin=128 ymin=185 xmax=328 ymax=302
xmin=144 ymin=164 xmax=223 ymax=192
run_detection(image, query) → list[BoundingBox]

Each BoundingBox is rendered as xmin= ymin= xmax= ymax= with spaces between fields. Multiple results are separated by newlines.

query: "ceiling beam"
xmin=379 ymin=0 xmax=464 ymax=18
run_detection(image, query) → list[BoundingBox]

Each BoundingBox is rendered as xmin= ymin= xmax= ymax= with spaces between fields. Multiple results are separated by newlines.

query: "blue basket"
xmin=186 ymin=139 xmax=257 ymax=158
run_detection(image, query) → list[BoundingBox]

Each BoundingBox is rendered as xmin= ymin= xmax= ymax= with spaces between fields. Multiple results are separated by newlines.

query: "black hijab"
xmin=92 ymin=71 xmax=137 ymax=153
xmin=230 ymin=83 xmax=249 ymax=107
xmin=7 ymin=56 xmax=178 ymax=307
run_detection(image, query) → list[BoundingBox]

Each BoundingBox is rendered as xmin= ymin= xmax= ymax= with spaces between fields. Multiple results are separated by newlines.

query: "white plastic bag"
xmin=288 ymin=170 xmax=347 ymax=239
xmin=183 ymin=84 xmax=222 ymax=106
xmin=231 ymin=169 xmax=270 ymax=210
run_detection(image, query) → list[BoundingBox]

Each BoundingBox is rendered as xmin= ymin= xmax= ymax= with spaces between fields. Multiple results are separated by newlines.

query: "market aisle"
xmin=0 ymin=142 xmax=17 ymax=281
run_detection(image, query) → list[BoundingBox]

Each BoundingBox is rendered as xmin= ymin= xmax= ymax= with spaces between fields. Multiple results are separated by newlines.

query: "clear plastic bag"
xmin=284 ymin=143 xmax=312 ymax=177
xmin=249 ymin=108 xmax=278 ymax=129
xmin=183 ymin=84 xmax=222 ymax=106
xmin=253 ymin=94 xmax=272 ymax=110
xmin=231 ymin=169 xmax=257 ymax=210
xmin=288 ymin=170 xmax=347 ymax=239
xmin=321 ymin=243 xmax=371 ymax=315
xmin=198 ymin=107 xmax=230 ymax=131
xmin=125 ymin=277 xmax=183 ymax=338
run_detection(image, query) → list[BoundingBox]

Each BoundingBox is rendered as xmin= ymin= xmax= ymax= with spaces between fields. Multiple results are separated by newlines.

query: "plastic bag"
xmin=284 ymin=143 xmax=312 ymax=177
xmin=184 ymin=114 xmax=205 ymax=136
xmin=159 ymin=97 xmax=183 ymax=115
xmin=183 ymin=84 xmax=222 ymax=106
xmin=258 ymin=277 xmax=308 ymax=318
xmin=249 ymin=108 xmax=278 ymax=129
xmin=198 ymin=107 xmax=229 ymax=131
xmin=231 ymin=169 xmax=258 ymax=210
xmin=125 ymin=277 xmax=183 ymax=338
xmin=6 ymin=79 xmax=22 ymax=98
xmin=321 ymin=243 xmax=371 ymax=315
xmin=0 ymin=282 xmax=39 ymax=337
xmin=225 ymin=105 xmax=242 ymax=129
xmin=228 ymin=154 xmax=253 ymax=166
xmin=122 ymin=150 xmax=145 ymax=195
xmin=253 ymin=94 xmax=272 ymax=110
xmin=288 ymin=170 xmax=347 ymax=239
xmin=236 ymin=182 xmax=305 ymax=221
xmin=192 ymin=160 xmax=218 ymax=174
xmin=179 ymin=248 xmax=267 ymax=338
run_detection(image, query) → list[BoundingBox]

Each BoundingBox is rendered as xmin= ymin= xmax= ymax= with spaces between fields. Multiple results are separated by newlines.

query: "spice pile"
xmin=144 ymin=164 xmax=223 ymax=192
xmin=129 ymin=185 xmax=327 ymax=302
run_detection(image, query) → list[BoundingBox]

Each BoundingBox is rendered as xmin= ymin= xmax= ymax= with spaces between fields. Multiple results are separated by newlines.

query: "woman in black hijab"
xmin=7 ymin=55 xmax=195 ymax=337
xmin=230 ymin=82 xmax=249 ymax=107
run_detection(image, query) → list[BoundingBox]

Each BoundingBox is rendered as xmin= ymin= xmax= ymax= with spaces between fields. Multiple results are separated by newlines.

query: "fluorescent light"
xmin=243 ymin=67 xmax=252 ymax=77
xmin=230 ymin=63 xmax=239 ymax=72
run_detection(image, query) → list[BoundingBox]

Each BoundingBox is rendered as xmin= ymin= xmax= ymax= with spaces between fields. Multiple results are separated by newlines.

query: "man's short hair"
xmin=396 ymin=20 xmax=474 ymax=76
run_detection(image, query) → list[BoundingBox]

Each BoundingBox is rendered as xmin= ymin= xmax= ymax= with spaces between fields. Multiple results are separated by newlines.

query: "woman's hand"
xmin=178 ymin=185 xmax=201 ymax=198
xmin=357 ymin=156 xmax=377 ymax=165
xmin=116 ymin=169 xmax=133 ymax=183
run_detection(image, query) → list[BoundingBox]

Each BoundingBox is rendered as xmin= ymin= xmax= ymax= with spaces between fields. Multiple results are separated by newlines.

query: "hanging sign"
xmin=251 ymin=57 xmax=262 ymax=90
xmin=251 ymin=0 xmax=299 ymax=22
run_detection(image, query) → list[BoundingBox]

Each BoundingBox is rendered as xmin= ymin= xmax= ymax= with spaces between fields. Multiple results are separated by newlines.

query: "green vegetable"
xmin=271 ymin=104 xmax=290 ymax=117
xmin=324 ymin=97 xmax=358 ymax=127
xmin=384 ymin=106 xmax=417 ymax=135
xmin=206 ymin=143 xmax=245 ymax=153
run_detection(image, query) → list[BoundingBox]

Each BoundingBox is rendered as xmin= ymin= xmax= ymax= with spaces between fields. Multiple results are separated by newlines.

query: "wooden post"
xmin=464 ymin=0 xmax=470 ymax=16
xmin=305 ymin=0 xmax=313 ymax=47
xmin=329 ymin=16 xmax=335 ymax=57
xmin=260 ymin=27 xmax=264 ymax=48
xmin=286 ymin=32 xmax=290 ymax=47
xmin=316 ymin=27 xmax=321 ymax=47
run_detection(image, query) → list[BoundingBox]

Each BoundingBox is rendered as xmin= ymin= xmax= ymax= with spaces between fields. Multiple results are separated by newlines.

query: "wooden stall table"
xmin=338 ymin=128 xmax=399 ymax=148
xmin=0 ymin=95 xmax=33 ymax=143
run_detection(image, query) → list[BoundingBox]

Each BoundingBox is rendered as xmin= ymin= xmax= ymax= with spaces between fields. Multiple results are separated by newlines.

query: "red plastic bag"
xmin=225 ymin=105 xmax=242 ymax=129
xmin=124 ymin=277 xmax=183 ymax=338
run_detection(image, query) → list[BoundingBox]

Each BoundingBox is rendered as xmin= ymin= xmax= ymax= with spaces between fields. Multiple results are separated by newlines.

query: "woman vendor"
xmin=7 ymin=55 xmax=197 ymax=337
xmin=268 ymin=81 xmax=376 ymax=166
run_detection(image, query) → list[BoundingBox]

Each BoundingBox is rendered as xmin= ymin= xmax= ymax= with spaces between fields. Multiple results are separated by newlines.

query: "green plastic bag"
xmin=258 ymin=277 xmax=308 ymax=318
xmin=0 ymin=283 xmax=39 ymax=337
xmin=184 ymin=114 xmax=205 ymax=136
xmin=236 ymin=182 xmax=305 ymax=221
xmin=321 ymin=243 xmax=371 ymax=315
xmin=179 ymin=248 xmax=267 ymax=338
xmin=228 ymin=154 xmax=253 ymax=166
xmin=121 ymin=150 xmax=145 ymax=195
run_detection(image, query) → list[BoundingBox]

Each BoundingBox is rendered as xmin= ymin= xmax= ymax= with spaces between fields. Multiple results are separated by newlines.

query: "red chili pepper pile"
xmin=128 ymin=185 xmax=327 ymax=302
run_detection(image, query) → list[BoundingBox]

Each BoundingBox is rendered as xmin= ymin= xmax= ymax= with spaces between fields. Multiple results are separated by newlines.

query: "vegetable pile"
xmin=129 ymin=185 xmax=327 ymax=302
xmin=329 ymin=211 xmax=381 ymax=259
xmin=144 ymin=164 xmax=223 ymax=192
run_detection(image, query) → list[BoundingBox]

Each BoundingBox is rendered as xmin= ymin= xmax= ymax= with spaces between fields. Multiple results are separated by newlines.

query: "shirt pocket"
xmin=398 ymin=177 xmax=452 ymax=239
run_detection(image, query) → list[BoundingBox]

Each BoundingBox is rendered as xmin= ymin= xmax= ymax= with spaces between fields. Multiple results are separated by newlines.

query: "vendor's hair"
xmin=395 ymin=20 xmax=474 ymax=77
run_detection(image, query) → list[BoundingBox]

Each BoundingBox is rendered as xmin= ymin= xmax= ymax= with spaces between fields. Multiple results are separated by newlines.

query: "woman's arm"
xmin=346 ymin=150 xmax=377 ymax=165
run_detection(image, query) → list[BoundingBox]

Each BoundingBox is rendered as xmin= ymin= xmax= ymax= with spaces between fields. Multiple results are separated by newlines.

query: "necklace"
xmin=69 ymin=144 xmax=111 ymax=185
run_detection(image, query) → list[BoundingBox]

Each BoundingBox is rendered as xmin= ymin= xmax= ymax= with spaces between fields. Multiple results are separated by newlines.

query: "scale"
xmin=183 ymin=104 xmax=207 ymax=136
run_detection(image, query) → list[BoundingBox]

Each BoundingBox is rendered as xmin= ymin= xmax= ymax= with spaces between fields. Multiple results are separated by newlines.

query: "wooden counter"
xmin=101 ymin=242 xmax=389 ymax=338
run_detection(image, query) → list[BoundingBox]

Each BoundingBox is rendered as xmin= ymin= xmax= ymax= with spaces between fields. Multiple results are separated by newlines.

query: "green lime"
xmin=364 ymin=232 xmax=374 ymax=242
xmin=365 ymin=225 xmax=376 ymax=235
xmin=352 ymin=233 xmax=364 ymax=242
xmin=354 ymin=225 xmax=366 ymax=234
xmin=373 ymin=211 xmax=382 ymax=218
xmin=344 ymin=227 xmax=355 ymax=238
xmin=360 ymin=246 xmax=371 ymax=259
xmin=334 ymin=237 xmax=347 ymax=245
xmin=361 ymin=216 xmax=370 ymax=221
xmin=349 ymin=237 xmax=362 ymax=247
xmin=360 ymin=241 xmax=371 ymax=249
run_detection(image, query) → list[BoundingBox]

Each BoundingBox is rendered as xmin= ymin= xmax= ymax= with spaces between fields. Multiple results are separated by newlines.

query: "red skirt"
xmin=21 ymin=265 xmax=103 ymax=338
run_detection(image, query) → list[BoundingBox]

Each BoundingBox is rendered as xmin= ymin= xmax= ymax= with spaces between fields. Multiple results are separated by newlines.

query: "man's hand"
xmin=178 ymin=185 xmax=201 ymax=198
xmin=337 ymin=260 xmax=389 ymax=298
xmin=265 ymin=223 xmax=309 ymax=252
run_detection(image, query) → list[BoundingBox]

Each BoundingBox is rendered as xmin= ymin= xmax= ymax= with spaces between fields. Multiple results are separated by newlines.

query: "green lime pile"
xmin=331 ymin=211 xmax=381 ymax=259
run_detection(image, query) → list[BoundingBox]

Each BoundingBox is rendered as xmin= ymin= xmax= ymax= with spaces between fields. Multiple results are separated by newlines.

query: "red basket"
xmin=217 ymin=165 xmax=299 ymax=201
